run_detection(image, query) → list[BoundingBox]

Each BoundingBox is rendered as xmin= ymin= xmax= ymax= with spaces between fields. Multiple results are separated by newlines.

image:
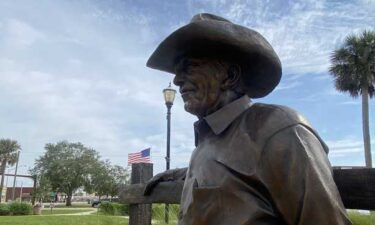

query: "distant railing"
xmin=120 ymin=163 xmax=375 ymax=225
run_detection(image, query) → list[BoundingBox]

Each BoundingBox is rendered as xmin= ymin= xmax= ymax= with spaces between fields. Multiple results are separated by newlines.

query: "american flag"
xmin=128 ymin=148 xmax=152 ymax=165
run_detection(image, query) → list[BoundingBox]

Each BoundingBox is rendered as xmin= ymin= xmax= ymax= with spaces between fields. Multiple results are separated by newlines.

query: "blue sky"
xmin=0 ymin=0 xmax=374 ymax=187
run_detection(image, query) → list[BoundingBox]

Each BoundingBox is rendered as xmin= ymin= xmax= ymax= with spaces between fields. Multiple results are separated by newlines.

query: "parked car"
xmin=91 ymin=198 xmax=119 ymax=207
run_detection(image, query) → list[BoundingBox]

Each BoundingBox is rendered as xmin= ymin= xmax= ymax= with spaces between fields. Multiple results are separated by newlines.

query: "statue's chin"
xmin=184 ymin=103 xmax=194 ymax=114
xmin=184 ymin=102 xmax=199 ymax=117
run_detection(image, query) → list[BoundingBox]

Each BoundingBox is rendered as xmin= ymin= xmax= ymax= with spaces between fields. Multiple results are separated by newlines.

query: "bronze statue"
xmin=145 ymin=13 xmax=352 ymax=225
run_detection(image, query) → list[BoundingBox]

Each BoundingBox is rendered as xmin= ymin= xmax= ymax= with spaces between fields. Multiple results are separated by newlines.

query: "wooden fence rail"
xmin=119 ymin=164 xmax=375 ymax=225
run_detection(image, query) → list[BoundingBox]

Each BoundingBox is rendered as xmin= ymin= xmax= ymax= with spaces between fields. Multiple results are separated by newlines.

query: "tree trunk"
xmin=0 ymin=160 xmax=7 ymax=203
xmin=361 ymin=84 xmax=372 ymax=168
xmin=66 ymin=191 xmax=72 ymax=206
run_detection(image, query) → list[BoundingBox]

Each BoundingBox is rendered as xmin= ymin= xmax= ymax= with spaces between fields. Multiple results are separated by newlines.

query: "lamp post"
xmin=162 ymin=82 xmax=176 ymax=224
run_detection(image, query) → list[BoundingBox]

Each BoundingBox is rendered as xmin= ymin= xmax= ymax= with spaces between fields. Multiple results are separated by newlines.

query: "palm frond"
xmin=0 ymin=139 xmax=21 ymax=164
xmin=329 ymin=30 xmax=375 ymax=98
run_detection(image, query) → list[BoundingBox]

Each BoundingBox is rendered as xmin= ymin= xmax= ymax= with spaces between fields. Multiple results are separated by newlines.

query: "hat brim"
xmin=147 ymin=20 xmax=282 ymax=98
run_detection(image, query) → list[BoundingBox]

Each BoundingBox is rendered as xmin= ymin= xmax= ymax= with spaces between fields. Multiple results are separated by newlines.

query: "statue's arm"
xmin=259 ymin=124 xmax=352 ymax=225
xmin=144 ymin=167 xmax=188 ymax=196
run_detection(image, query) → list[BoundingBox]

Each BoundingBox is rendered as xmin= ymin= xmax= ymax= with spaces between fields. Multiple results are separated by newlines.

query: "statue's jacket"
xmin=179 ymin=95 xmax=352 ymax=225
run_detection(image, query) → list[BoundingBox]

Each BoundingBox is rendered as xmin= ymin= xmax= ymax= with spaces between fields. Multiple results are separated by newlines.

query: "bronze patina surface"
xmin=145 ymin=13 xmax=352 ymax=225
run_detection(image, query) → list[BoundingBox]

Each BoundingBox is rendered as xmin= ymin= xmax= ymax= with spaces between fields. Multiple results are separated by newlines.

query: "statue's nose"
xmin=173 ymin=73 xmax=184 ymax=87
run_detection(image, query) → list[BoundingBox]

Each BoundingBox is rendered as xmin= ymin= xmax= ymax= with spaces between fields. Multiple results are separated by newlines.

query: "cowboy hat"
xmin=147 ymin=13 xmax=282 ymax=98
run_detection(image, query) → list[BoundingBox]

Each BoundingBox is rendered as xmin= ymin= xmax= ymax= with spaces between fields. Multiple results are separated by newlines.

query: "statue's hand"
xmin=143 ymin=167 xmax=187 ymax=196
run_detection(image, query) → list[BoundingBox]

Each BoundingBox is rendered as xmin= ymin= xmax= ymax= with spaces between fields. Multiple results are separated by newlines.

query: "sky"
xmin=0 ymin=0 xmax=374 ymax=187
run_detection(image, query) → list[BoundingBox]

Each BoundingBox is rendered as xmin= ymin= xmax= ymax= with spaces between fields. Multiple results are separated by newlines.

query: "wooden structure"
xmin=127 ymin=163 xmax=153 ymax=225
xmin=120 ymin=164 xmax=375 ymax=225
xmin=5 ymin=187 xmax=34 ymax=202
xmin=0 ymin=173 xmax=36 ymax=204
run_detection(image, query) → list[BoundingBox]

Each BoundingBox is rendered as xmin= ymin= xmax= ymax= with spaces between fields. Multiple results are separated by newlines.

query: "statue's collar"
xmin=204 ymin=95 xmax=252 ymax=135
xmin=194 ymin=95 xmax=251 ymax=146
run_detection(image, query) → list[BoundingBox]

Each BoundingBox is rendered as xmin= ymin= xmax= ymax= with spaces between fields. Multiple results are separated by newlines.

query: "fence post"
xmin=129 ymin=163 xmax=153 ymax=225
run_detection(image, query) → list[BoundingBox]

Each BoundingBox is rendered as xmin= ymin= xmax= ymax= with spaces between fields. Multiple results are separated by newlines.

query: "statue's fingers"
xmin=143 ymin=179 xmax=158 ymax=196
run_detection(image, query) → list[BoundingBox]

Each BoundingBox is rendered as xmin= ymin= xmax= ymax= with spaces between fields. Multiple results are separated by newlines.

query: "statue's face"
xmin=174 ymin=58 xmax=228 ymax=117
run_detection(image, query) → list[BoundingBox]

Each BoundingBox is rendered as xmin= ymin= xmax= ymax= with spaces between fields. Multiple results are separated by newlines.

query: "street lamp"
xmin=163 ymin=82 xmax=176 ymax=170
xmin=162 ymin=82 xmax=176 ymax=224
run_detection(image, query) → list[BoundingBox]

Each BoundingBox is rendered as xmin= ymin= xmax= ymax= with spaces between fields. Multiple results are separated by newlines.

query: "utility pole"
xmin=20 ymin=182 xmax=23 ymax=202
xmin=12 ymin=151 xmax=20 ymax=201
xmin=6 ymin=168 xmax=9 ymax=187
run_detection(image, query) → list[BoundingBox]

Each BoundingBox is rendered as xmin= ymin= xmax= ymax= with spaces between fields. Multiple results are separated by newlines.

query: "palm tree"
xmin=329 ymin=30 xmax=375 ymax=168
xmin=0 ymin=139 xmax=21 ymax=202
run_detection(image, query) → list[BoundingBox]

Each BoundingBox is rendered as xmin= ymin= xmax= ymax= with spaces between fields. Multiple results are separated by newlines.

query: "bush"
xmin=99 ymin=202 xmax=129 ymax=216
xmin=117 ymin=203 xmax=129 ymax=216
xmin=0 ymin=204 xmax=10 ymax=216
xmin=99 ymin=202 xmax=116 ymax=215
xmin=8 ymin=202 xmax=32 ymax=215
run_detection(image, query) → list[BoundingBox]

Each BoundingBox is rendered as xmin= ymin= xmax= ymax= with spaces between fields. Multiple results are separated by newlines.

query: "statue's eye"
xmin=186 ymin=61 xmax=199 ymax=67
xmin=183 ymin=60 xmax=199 ymax=73
xmin=175 ymin=59 xmax=200 ymax=74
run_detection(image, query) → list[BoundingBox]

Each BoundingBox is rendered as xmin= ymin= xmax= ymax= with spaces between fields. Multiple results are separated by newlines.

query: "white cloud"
xmin=0 ymin=0 xmax=200 ymax=177
xmin=339 ymin=101 xmax=361 ymax=105
xmin=188 ymin=0 xmax=374 ymax=75
xmin=1 ymin=0 xmax=373 ymax=182
xmin=326 ymin=137 xmax=375 ymax=166
xmin=4 ymin=19 xmax=45 ymax=47
xmin=275 ymin=81 xmax=302 ymax=91
xmin=326 ymin=137 xmax=375 ymax=155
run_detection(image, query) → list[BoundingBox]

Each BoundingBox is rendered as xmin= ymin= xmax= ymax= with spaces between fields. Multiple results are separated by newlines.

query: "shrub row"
xmin=0 ymin=202 xmax=32 ymax=216
xmin=0 ymin=204 xmax=9 ymax=216
xmin=99 ymin=202 xmax=129 ymax=216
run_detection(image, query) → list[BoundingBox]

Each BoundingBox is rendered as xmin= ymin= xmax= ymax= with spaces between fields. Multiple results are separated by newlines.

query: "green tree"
xmin=33 ymin=141 xmax=101 ymax=206
xmin=84 ymin=160 xmax=112 ymax=199
xmin=329 ymin=30 xmax=375 ymax=167
xmin=108 ymin=165 xmax=129 ymax=197
xmin=29 ymin=169 xmax=52 ymax=203
xmin=85 ymin=161 xmax=129 ymax=198
xmin=0 ymin=139 xmax=21 ymax=202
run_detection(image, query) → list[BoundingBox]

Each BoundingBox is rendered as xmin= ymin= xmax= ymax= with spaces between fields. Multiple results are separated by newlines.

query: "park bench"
xmin=119 ymin=163 xmax=375 ymax=225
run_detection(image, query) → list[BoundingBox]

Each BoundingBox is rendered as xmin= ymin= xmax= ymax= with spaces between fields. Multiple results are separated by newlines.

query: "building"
xmin=5 ymin=187 xmax=33 ymax=202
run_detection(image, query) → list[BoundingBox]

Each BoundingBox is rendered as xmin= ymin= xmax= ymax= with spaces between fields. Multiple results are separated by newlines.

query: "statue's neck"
xmin=197 ymin=91 xmax=242 ymax=119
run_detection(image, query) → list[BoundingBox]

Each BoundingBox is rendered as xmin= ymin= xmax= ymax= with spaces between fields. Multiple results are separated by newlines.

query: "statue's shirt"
xmin=179 ymin=95 xmax=352 ymax=225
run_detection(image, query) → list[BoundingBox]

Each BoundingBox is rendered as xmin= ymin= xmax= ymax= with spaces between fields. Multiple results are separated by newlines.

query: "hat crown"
xmin=147 ymin=13 xmax=282 ymax=98
xmin=190 ymin=13 xmax=231 ymax=23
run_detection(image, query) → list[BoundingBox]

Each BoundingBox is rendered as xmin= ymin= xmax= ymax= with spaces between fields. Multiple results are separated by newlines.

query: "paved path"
xmin=63 ymin=209 xmax=97 ymax=215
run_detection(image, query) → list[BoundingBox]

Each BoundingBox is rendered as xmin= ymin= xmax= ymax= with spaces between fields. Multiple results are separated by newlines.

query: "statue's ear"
xmin=222 ymin=64 xmax=241 ymax=90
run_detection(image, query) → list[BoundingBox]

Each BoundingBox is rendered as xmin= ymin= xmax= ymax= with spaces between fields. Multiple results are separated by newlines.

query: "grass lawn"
xmin=349 ymin=212 xmax=375 ymax=225
xmin=53 ymin=203 xmax=92 ymax=208
xmin=0 ymin=215 xmax=128 ymax=225
xmin=0 ymin=210 xmax=372 ymax=225
xmin=41 ymin=209 xmax=95 ymax=215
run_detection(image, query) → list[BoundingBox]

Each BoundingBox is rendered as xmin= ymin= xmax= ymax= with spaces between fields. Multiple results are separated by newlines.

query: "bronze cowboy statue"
xmin=144 ymin=13 xmax=353 ymax=225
